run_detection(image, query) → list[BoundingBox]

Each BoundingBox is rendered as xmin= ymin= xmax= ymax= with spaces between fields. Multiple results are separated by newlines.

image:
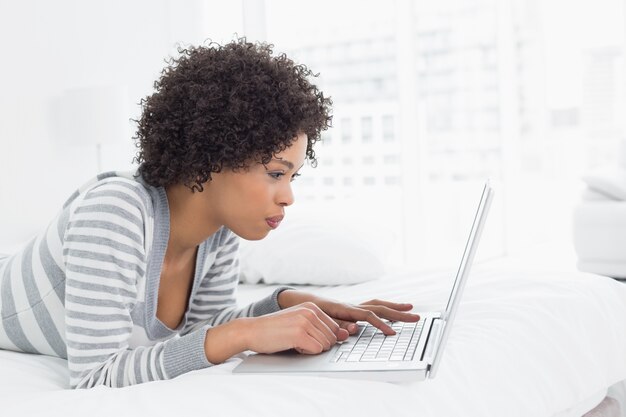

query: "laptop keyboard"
xmin=330 ymin=320 xmax=424 ymax=363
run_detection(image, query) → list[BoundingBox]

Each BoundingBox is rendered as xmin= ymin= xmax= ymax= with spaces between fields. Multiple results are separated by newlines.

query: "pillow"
xmin=582 ymin=166 xmax=626 ymax=201
xmin=580 ymin=187 xmax=620 ymax=202
xmin=238 ymin=205 xmax=391 ymax=286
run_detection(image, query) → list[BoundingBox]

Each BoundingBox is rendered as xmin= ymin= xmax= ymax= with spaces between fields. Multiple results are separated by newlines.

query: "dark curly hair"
xmin=132 ymin=38 xmax=332 ymax=192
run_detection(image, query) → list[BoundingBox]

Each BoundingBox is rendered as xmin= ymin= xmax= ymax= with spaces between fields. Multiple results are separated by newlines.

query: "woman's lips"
xmin=266 ymin=215 xmax=284 ymax=229
xmin=266 ymin=219 xmax=281 ymax=229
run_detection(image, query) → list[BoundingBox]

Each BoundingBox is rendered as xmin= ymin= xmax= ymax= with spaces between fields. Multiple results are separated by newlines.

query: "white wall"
xmin=0 ymin=0 xmax=242 ymax=253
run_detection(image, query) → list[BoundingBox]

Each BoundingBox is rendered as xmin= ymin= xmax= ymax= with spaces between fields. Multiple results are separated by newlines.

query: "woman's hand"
xmin=278 ymin=290 xmax=420 ymax=336
xmin=241 ymin=302 xmax=350 ymax=355
xmin=204 ymin=291 xmax=420 ymax=363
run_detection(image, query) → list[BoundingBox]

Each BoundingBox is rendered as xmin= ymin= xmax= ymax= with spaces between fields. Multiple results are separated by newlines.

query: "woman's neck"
xmin=164 ymin=183 xmax=221 ymax=259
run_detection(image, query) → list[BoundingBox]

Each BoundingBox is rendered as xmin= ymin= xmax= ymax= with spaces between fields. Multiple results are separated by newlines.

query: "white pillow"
xmin=582 ymin=167 xmax=626 ymax=201
xmin=238 ymin=206 xmax=390 ymax=286
xmin=580 ymin=187 xmax=620 ymax=202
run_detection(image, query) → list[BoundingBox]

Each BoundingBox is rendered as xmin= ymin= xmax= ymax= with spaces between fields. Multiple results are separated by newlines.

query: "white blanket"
xmin=1 ymin=263 xmax=626 ymax=417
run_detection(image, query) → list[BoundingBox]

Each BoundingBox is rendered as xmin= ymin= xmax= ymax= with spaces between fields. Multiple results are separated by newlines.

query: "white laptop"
xmin=233 ymin=181 xmax=494 ymax=382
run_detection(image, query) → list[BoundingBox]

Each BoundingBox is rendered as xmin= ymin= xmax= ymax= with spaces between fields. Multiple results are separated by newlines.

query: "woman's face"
xmin=207 ymin=132 xmax=308 ymax=240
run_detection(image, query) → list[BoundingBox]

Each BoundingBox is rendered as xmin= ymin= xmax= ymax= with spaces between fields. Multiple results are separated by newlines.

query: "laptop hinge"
xmin=421 ymin=318 xmax=444 ymax=365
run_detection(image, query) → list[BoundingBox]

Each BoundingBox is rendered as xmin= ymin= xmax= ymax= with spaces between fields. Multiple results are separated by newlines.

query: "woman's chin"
xmin=233 ymin=228 xmax=270 ymax=241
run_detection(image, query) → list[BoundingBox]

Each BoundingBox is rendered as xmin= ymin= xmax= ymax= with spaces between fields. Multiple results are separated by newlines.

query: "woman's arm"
xmin=202 ymin=291 xmax=420 ymax=363
xmin=203 ymin=301 xmax=347 ymax=363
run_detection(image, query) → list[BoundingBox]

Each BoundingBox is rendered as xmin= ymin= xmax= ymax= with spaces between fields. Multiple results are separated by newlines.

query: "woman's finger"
xmin=334 ymin=319 xmax=359 ymax=336
xmin=320 ymin=303 xmax=395 ymax=335
xmin=302 ymin=318 xmax=335 ymax=352
xmin=359 ymin=299 xmax=414 ymax=311
xmin=295 ymin=334 xmax=324 ymax=355
xmin=343 ymin=307 xmax=396 ymax=335
xmin=359 ymin=305 xmax=421 ymax=323
xmin=298 ymin=302 xmax=341 ymax=341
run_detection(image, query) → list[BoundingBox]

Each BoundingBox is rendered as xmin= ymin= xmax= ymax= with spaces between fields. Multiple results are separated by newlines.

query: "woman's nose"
xmin=277 ymin=183 xmax=295 ymax=207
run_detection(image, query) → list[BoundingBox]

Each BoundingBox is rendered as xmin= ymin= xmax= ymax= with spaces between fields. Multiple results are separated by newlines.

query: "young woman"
xmin=0 ymin=39 xmax=419 ymax=389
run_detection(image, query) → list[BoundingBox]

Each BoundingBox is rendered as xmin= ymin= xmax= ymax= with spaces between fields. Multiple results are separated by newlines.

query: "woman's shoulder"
xmin=62 ymin=170 xmax=153 ymax=213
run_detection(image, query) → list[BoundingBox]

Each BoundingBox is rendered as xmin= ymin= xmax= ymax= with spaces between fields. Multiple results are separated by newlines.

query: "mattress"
xmin=1 ymin=262 xmax=625 ymax=417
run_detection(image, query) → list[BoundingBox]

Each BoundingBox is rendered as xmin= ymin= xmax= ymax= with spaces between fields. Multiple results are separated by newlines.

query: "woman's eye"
xmin=269 ymin=172 xmax=301 ymax=181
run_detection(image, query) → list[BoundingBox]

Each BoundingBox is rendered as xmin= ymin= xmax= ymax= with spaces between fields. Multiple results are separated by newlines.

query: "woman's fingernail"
xmin=348 ymin=324 xmax=357 ymax=331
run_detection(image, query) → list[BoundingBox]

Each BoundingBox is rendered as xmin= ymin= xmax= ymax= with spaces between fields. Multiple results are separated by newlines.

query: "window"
xmin=384 ymin=154 xmax=400 ymax=164
xmin=382 ymin=115 xmax=395 ymax=142
xmin=362 ymin=156 xmax=375 ymax=165
xmin=341 ymin=117 xmax=352 ymax=144
xmin=361 ymin=116 xmax=373 ymax=143
xmin=384 ymin=176 xmax=401 ymax=185
xmin=260 ymin=0 xmax=625 ymax=269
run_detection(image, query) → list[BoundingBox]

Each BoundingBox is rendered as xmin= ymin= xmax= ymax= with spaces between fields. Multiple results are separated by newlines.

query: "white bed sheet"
xmin=1 ymin=262 xmax=626 ymax=417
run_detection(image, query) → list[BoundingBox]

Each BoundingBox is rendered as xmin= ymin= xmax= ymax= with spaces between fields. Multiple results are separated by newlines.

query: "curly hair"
xmin=132 ymin=38 xmax=332 ymax=192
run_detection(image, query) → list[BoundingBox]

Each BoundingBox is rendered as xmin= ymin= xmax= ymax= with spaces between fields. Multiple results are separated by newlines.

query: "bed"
xmin=1 ymin=258 xmax=625 ymax=417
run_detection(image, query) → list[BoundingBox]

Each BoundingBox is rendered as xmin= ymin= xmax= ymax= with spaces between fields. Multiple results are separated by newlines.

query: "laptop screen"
xmin=443 ymin=181 xmax=493 ymax=317
xmin=429 ymin=180 xmax=493 ymax=378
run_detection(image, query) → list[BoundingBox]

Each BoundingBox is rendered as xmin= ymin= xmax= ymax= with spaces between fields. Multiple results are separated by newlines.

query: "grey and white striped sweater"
xmin=0 ymin=171 xmax=286 ymax=389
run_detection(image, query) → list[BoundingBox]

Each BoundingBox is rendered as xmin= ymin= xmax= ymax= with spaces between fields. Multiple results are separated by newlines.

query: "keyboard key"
xmin=359 ymin=357 xmax=388 ymax=362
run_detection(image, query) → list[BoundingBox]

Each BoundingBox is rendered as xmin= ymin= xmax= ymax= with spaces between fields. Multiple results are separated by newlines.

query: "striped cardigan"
xmin=0 ymin=171 xmax=286 ymax=388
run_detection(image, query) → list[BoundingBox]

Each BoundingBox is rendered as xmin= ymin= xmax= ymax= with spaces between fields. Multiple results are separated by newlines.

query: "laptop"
xmin=233 ymin=181 xmax=494 ymax=382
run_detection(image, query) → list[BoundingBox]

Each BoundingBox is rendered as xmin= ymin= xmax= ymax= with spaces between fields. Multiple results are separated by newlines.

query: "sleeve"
xmin=62 ymin=182 xmax=211 ymax=389
xmin=181 ymin=230 xmax=292 ymax=335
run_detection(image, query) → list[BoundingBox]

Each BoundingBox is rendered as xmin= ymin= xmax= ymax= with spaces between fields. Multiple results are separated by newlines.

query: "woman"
xmin=0 ymin=39 xmax=419 ymax=389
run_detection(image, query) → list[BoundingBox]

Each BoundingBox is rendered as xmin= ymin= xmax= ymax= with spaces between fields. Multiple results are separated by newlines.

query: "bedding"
xmin=1 ymin=261 xmax=625 ymax=417
xmin=582 ymin=167 xmax=626 ymax=201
